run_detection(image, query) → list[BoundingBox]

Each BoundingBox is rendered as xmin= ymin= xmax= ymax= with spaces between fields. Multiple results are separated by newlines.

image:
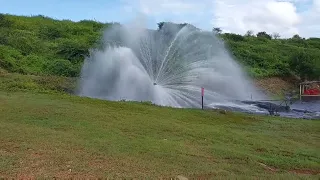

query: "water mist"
xmin=77 ymin=20 xmax=265 ymax=110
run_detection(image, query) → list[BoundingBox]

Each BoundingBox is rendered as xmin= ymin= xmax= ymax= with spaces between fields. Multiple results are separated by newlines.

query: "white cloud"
xmin=121 ymin=0 xmax=320 ymax=38
xmin=298 ymin=0 xmax=320 ymax=37
xmin=122 ymin=0 xmax=206 ymax=15
xmin=212 ymin=0 xmax=302 ymax=37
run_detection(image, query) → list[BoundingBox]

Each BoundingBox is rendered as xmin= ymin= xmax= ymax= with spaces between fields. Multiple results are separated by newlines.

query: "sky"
xmin=1 ymin=0 xmax=319 ymax=38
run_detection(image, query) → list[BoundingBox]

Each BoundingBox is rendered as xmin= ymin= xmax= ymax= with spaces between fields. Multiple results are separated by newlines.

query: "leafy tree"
xmin=0 ymin=13 xmax=13 ymax=28
xmin=223 ymin=33 xmax=245 ymax=41
xmin=256 ymin=32 xmax=272 ymax=40
xmin=0 ymin=45 xmax=25 ymax=73
xmin=157 ymin=22 xmax=165 ymax=30
xmin=289 ymin=50 xmax=320 ymax=80
xmin=213 ymin=27 xmax=222 ymax=34
xmin=79 ymin=20 xmax=105 ymax=31
xmin=245 ymin=30 xmax=254 ymax=37
xmin=38 ymin=23 xmax=65 ymax=40
xmin=45 ymin=59 xmax=78 ymax=77
xmin=157 ymin=22 xmax=188 ymax=31
xmin=292 ymin=34 xmax=301 ymax=39
xmin=7 ymin=30 xmax=46 ymax=55
xmin=55 ymin=38 xmax=90 ymax=63
xmin=0 ymin=28 xmax=10 ymax=45
xmin=272 ymin=33 xmax=280 ymax=39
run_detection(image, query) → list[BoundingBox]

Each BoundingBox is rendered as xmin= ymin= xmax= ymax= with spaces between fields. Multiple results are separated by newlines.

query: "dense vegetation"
xmin=1 ymin=14 xmax=320 ymax=80
xmin=0 ymin=14 xmax=110 ymax=77
xmin=220 ymin=31 xmax=320 ymax=79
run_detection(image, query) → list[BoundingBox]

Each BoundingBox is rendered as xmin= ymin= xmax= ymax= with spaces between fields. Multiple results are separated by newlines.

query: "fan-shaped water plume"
xmin=78 ymin=21 xmax=265 ymax=109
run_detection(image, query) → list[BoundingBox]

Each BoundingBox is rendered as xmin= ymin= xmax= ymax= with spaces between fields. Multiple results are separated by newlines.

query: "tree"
xmin=45 ymin=58 xmax=78 ymax=77
xmin=39 ymin=24 xmax=65 ymax=40
xmin=0 ymin=13 xmax=13 ymax=28
xmin=245 ymin=30 xmax=254 ymax=36
xmin=272 ymin=32 xmax=280 ymax=39
xmin=157 ymin=22 xmax=165 ymax=30
xmin=223 ymin=33 xmax=245 ymax=41
xmin=289 ymin=50 xmax=320 ymax=81
xmin=179 ymin=23 xmax=188 ymax=29
xmin=157 ymin=22 xmax=188 ymax=31
xmin=213 ymin=27 xmax=222 ymax=34
xmin=55 ymin=38 xmax=90 ymax=63
xmin=256 ymin=32 xmax=272 ymax=40
xmin=292 ymin=34 xmax=301 ymax=39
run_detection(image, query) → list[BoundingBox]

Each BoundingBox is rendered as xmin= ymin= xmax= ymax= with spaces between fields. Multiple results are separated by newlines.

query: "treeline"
xmin=0 ymin=14 xmax=319 ymax=80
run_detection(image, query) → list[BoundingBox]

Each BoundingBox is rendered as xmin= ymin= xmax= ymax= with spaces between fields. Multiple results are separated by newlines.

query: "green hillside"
xmin=0 ymin=13 xmax=320 ymax=179
xmin=1 ymin=13 xmax=320 ymax=80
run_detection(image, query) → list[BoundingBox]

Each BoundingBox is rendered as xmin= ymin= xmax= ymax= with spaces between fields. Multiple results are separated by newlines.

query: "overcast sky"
xmin=1 ymin=0 xmax=319 ymax=38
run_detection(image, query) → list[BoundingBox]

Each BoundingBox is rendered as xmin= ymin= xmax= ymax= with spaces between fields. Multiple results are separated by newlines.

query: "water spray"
xmin=78 ymin=22 xmax=265 ymax=109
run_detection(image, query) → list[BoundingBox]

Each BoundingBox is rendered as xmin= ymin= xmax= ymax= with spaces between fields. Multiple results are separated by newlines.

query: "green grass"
xmin=0 ymin=72 xmax=76 ymax=94
xmin=0 ymin=85 xmax=319 ymax=178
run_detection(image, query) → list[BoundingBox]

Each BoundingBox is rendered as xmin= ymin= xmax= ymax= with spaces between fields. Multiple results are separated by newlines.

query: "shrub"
xmin=44 ymin=59 xmax=78 ymax=77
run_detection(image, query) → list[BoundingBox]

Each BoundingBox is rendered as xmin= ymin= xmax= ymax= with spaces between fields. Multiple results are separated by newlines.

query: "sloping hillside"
xmin=0 ymin=14 xmax=319 ymax=80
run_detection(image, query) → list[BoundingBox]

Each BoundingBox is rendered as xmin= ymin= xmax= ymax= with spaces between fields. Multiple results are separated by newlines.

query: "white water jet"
xmin=78 ymin=21 xmax=265 ymax=109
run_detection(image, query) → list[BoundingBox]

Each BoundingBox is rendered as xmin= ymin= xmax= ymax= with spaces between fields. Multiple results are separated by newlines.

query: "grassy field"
xmin=0 ymin=76 xmax=319 ymax=179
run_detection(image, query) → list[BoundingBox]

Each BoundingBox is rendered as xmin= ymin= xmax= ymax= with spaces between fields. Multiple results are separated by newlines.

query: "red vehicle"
xmin=300 ymin=81 xmax=320 ymax=101
xmin=304 ymin=88 xmax=320 ymax=95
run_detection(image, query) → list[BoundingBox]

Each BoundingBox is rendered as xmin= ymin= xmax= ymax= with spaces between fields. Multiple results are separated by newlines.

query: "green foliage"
xmin=0 ymin=13 xmax=13 ymax=28
xmin=38 ymin=23 xmax=66 ymax=40
xmin=20 ymin=54 xmax=47 ymax=75
xmin=0 ymin=45 xmax=24 ymax=73
xmin=54 ymin=38 xmax=90 ymax=62
xmin=79 ymin=20 xmax=105 ymax=31
xmin=223 ymin=33 xmax=245 ymax=42
xmin=0 ymin=14 xmax=107 ymax=77
xmin=0 ymin=14 xmax=319 ymax=80
xmin=0 ymin=28 xmax=10 ymax=45
xmin=6 ymin=29 xmax=46 ymax=55
xmin=0 ymin=73 xmax=76 ymax=93
xmin=221 ymin=32 xmax=320 ymax=79
xmin=44 ymin=58 xmax=79 ymax=77
xmin=256 ymin=31 xmax=272 ymax=40
xmin=289 ymin=50 xmax=320 ymax=80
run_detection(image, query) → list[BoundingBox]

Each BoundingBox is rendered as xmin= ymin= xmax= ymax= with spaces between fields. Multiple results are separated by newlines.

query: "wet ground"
xmin=209 ymin=100 xmax=320 ymax=120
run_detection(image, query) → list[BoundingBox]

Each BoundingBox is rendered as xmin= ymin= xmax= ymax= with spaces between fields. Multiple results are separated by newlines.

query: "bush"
xmin=55 ymin=38 xmax=90 ymax=63
xmin=0 ymin=28 xmax=10 ymax=45
xmin=6 ymin=29 xmax=45 ymax=55
xmin=44 ymin=59 xmax=78 ymax=77
xmin=289 ymin=50 xmax=320 ymax=80
xmin=223 ymin=33 xmax=245 ymax=42
xmin=20 ymin=54 xmax=47 ymax=75
xmin=38 ymin=23 xmax=66 ymax=40
xmin=0 ymin=13 xmax=13 ymax=28
xmin=0 ymin=45 xmax=24 ymax=73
